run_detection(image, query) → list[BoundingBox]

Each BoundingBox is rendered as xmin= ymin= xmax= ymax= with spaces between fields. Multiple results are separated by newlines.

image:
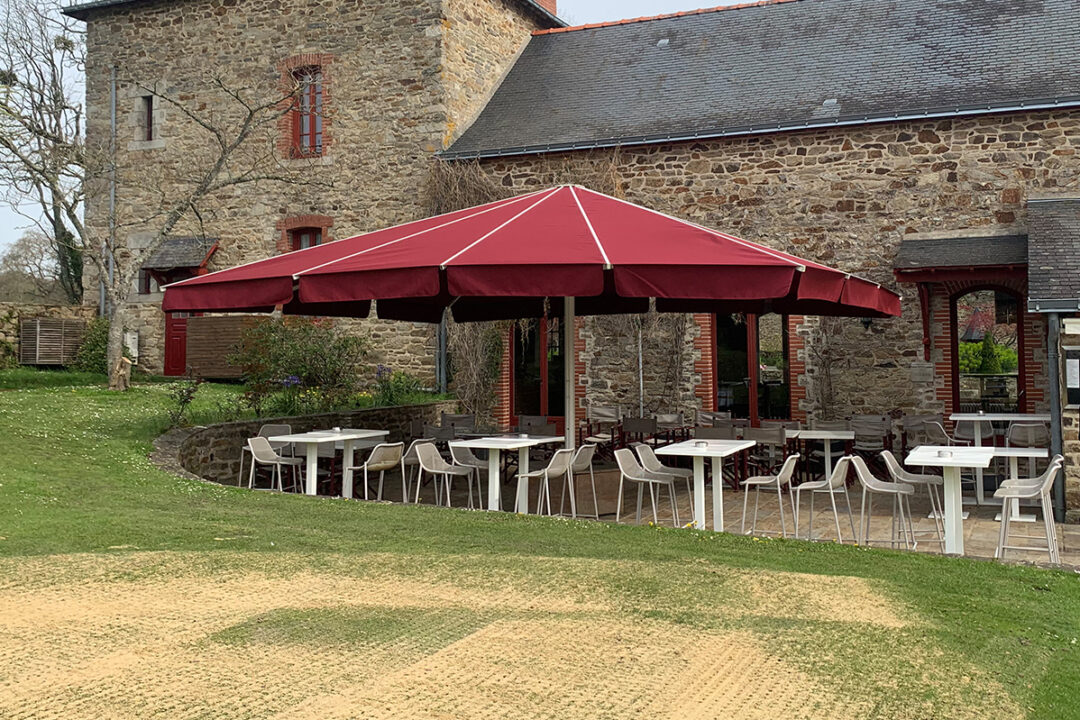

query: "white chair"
xmin=633 ymin=443 xmax=693 ymax=506
xmin=344 ymin=442 xmax=404 ymax=500
xmin=741 ymin=454 xmax=798 ymax=537
xmin=880 ymin=450 xmax=944 ymax=551
xmin=614 ymin=448 xmax=681 ymax=527
xmin=400 ymin=437 xmax=433 ymax=503
xmin=809 ymin=419 xmax=849 ymax=478
xmin=557 ymin=443 xmax=600 ymax=519
xmin=793 ymin=455 xmax=856 ymax=543
xmin=246 ymin=436 xmax=304 ymax=492
xmin=1006 ymin=422 xmax=1051 ymax=476
xmin=450 ymin=444 xmax=487 ymax=508
xmin=995 ymin=456 xmax=1063 ymax=564
xmin=237 ymin=423 xmax=292 ymax=485
xmin=516 ymin=449 xmax=574 ymax=515
xmin=954 ymin=419 xmax=995 ymax=445
xmin=850 ymin=455 xmax=915 ymax=550
xmin=414 ymin=442 xmax=474 ymax=507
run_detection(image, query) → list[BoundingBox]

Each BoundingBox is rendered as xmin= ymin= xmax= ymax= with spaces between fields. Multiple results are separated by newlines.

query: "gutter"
xmin=440 ymin=96 xmax=1080 ymax=160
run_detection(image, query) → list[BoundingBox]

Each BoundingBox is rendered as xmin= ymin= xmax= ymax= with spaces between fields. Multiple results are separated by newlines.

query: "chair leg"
xmin=567 ymin=474 xmax=578 ymax=518
xmin=741 ymin=483 xmax=751 ymax=535
xmin=669 ymin=482 xmax=679 ymax=527
xmin=794 ymin=490 xmax=802 ymax=539
xmin=649 ymin=483 xmax=659 ymax=525
xmin=636 ymin=483 xmax=644 ymax=524
xmin=444 ymin=473 xmax=453 ymax=508
xmin=843 ymin=485 xmax=857 ymax=540
xmin=377 ymin=470 xmax=386 ymax=501
xmin=238 ymin=448 xmax=247 ymax=487
xmin=777 ymin=482 xmax=787 ymax=538
xmin=928 ymin=485 xmax=944 ymax=550
xmin=860 ymin=489 xmax=869 ymax=545
xmin=616 ymin=475 xmax=625 ymax=523
xmin=414 ymin=469 xmax=424 ymax=504
xmin=248 ymin=457 xmax=256 ymax=489
xmin=829 ymin=489 xmax=842 ymax=543
xmin=995 ymin=498 xmax=1009 ymax=559
xmin=1043 ymin=493 xmax=1058 ymax=564
xmin=590 ymin=467 xmax=600 ymax=520
xmin=751 ymin=485 xmax=761 ymax=535
xmin=806 ymin=491 xmax=815 ymax=540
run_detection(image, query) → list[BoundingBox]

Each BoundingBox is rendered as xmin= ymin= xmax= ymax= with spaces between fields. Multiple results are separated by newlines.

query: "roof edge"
xmin=533 ymin=0 xmax=798 ymax=36
xmin=441 ymin=97 xmax=1080 ymax=160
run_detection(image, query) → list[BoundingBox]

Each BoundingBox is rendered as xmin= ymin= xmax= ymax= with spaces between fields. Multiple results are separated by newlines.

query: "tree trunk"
xmin=107 ymin=300 xmax=128 ymax=391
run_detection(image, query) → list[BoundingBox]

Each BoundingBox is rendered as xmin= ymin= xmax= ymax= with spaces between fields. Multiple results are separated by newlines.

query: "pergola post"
xmin=564 ymin=296 xmax=576 ymax=450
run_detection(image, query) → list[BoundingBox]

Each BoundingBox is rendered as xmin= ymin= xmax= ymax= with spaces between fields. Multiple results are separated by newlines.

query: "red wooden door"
xmin=164 ymin=312 xmax=190 ymax=376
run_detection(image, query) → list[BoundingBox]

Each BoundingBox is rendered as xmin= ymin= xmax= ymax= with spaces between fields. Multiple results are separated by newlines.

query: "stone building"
xmin=68 ymin=0 xmax=1080 ymax=517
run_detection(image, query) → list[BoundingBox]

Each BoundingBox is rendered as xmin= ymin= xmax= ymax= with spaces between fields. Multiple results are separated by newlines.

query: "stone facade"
xmin=81 ymin=0 xmax=550 ymax=377
xmin=179 ymin=400 xmax=458 ymax=486
xmin=0 ymin=303 xmax=98 ymax=366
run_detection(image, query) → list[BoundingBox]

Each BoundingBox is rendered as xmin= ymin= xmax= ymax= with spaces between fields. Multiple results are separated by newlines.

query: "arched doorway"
xmin=951 ymin=287 xmax=1025 ymax=413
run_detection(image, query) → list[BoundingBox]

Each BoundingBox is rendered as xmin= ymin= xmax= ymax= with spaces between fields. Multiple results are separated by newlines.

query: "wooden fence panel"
xmin=185 ymin=315 xmax=261 ymax=378
xmin=19 ymin=318 xmax=87 ymax=365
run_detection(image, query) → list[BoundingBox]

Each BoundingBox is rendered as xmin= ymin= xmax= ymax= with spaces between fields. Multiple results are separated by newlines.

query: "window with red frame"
xmin=292 ymin=66 xmax=323 ymax=157
xmin=290 ymin=227 xmax=322 ymax=251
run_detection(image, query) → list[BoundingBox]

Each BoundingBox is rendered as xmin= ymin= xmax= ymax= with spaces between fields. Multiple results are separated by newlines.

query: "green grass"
xmin=0 ymin=370 xmax=1079 ymax=717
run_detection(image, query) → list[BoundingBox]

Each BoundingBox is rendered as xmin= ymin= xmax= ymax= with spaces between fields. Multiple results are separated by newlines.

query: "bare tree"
xmin=0 ymin=0 xmax=316 ymax=388
xmin=0 ymin=229 xmax=64 ymax=300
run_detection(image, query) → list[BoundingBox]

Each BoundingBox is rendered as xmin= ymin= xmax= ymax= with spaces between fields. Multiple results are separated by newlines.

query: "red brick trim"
xmin=533 ymin=0 xmax=799 ymax=35
xmin=495 ymin=331 xmax=512 ymax=430
xmin=276 ymin=53 xmax=334 ymax=159
xmin=692 ymin=314 xmax=715 ymax=413
xmin=787 ymin=315 xmax=808 ymax=424
xmin=275 ymin=214 xmax=334 ymax=253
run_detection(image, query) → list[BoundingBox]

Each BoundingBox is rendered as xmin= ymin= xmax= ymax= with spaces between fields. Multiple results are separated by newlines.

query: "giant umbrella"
xmin=164 ymin=184 xmax=901 ymax=462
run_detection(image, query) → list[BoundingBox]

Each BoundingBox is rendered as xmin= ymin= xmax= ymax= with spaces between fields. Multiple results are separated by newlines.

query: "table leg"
xmin=342 ymin=439 xmax=356 ymax=499
xmin=516 ymin=448 xmax=531 ymax=514
xmin=823 ymin=441 xmax=833 ymax=482
xmin=304 ymin=442 xmax=318 ymax=496
xmin=942 ymin=466 xmax=964 ymax=555
xmin=711 ymin=456 xmax=723 ymax=532
xmin=487 ymin=450 xmax=502 ymax=511
xmin=973 ymin=421 xmax=985 ymax=505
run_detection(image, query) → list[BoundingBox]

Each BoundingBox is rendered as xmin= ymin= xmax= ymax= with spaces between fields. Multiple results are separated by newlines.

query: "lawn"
xmin=0 ymin=371 xmax=1078 ymax=718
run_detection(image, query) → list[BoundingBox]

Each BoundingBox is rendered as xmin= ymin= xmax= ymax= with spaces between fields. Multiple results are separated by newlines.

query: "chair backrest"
xmin=851 ymin=414 xmax=891 ymax=450
xmin=259 ymin=423 xmax=291 ymax=438
xmin=826 ymin=455 xmax=852 ymax=490
xmin=1007 ymin=422 xmax=1050 ymax=448
xmin=923 ymin=421 xmax=953 ymax=445
xmin=449 ymin=444 xmax=481 ymax=466
xmin=518 ymin=415 xmax=548 ymax=431
xmin=622 ymin=416 xmax=657 ymax=435
xmin=953 ymin=419 xmax=994 ymax=440
xmin=655 ymin=413 xmax=684 ymax=430
xmin=899 ymin=414 xmax=941 ymax=443
xmin=614 ymin=447 xmax=646 ymax=479
xmin=545 ymin=448 xmax=575 ymax=477
xmin=424 ymin=424 xmax=455 ymax=441
xmin=572 ymin=443 xmax=597 ymax=472
xmin=415 ymin=442 xmax=450 ymax=473
xmin=811 ymin=418 xmax=850 ymax=431
xmin=409 ymin=418 xmax=425 ymax=438
xmin=403 ymin=437 xmax=434 ymax=463
xmin=366 ymin=442 xmax=405 ymax=469
xmin=247 ymin=436 xmax=280 ymax=463
xmin=587 ymin=405 xmax=620 ymax=426
xmin=743 ymin=426 xmax=786 ymax=446
xmin=695 ymin=409 xmax=731 ymax=427
xmin=694 ymin=425 xmax=736 ymax=440
xmin=849 ymin=454 xmax=898 ymax=493
xmin=775 ymin=454 xmax=799 ymax=487
xmin=761 ymin=419 xmax=801 ymax=431
xmin=441 ymin=413 xmax=476 ymax=432
xmin=879 ymin=449 xmax=906 ymax=483
xmin=633 ymin=443 xmax=664 ymax=473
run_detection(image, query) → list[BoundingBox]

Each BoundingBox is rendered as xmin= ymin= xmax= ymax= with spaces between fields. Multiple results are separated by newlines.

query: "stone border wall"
xmin=0 ymin=302 xmax=97 ymax=366
xmin=179 ymin=400 xmax=458 ymax=486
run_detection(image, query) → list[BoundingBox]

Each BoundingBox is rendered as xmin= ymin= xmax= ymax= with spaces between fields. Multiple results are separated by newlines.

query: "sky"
xmin=0 ymin=1 xmax=730 ymax=254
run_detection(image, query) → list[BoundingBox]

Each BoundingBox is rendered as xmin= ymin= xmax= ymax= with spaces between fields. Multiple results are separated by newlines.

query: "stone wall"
xmin=178 ymin=400 xmax=458 ymax=486
xmin=476 ymin=109 xmax=1080 ymax=422
xmin=0 ymin=302 xmax=98 ymax=366
xmin=81 ymin=0 xmax=544 ymax=377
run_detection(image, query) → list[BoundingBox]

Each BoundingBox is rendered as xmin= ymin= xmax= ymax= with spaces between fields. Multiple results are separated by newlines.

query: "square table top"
xmin=906 ymin=445 xmax=995 ymax=468
xmin=949 ymin=412 xmax=1051 ymax=423
xmin=798 ymin=430 xmax=855 ymax=441
xmin=268 ymin=429 xmax=388 ymax=444
xmin=656 ymin=439 xmax=756 ymax=458
xmin=990 ymin=447 xmax=1050 ymax=459
xmin=450 ymin=435 xmax=564 ymax=451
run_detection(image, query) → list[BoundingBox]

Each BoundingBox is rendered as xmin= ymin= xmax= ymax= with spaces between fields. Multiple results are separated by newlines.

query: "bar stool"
xmin=850 ymin=455 xmax=916 ymax=550
xmin=995 ymin=456 xmax=1063 ymax=564
xmin=880 ymin=450 xmax=945 ymax=551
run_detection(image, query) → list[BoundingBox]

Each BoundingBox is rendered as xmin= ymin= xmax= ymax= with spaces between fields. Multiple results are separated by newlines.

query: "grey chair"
xmin=414 ymin=442 xmax=474 ymax=507
xmin=345 ymin=442 xmax=405 ymax=501
xmin=695 ymin=409 xmax=731 ymax=427
xmin=559 ymin=443 xmax=600 ymax=519
xmin=694 ymin=425 xmax=737 ymax=440
xmin=880 ymin=450 xmax=944 ymax=551
xmin=246 ymin=436 xmax=304 ymax=492
xmin=614 ymin=448 xmax=681 ymax=527
xmin=741 ymin=454 xmax=799 ymax=537
xmin=400 ymin=437 xmax=434 ymax=503
xmin=793 ymin=455 xmax=856 ymax=542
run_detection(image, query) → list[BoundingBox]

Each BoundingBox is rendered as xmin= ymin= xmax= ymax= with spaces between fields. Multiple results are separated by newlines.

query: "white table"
xmin=991 ymin=447 xmax=1049 ymax=523
xmin=268 ymin=429 xmax=388 ymax=497
xmin=906 ymin=445 xmax=995 ymax=555
xmin=449 ymin=435 xmax=564 ymax=512
xmin=798 ymin=430 xmax=854 ymax=480
xmin=656 ymin=439 xmax=756 ymax=532
xmin=949 ymin=413 xmax=1051 ymax=505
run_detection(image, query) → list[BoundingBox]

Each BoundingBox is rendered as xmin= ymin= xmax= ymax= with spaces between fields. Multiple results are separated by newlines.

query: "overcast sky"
xmin=0 ymin=1 xmax=730 ymax=254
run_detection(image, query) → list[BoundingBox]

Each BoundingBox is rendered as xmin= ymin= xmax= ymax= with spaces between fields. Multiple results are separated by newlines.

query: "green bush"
xmin=72 ymin=317 xmax=110 ymax=373
xmin=227 ymin=318 xmax=369 ymax=415
xmin=373 ymin=365 xmax=424 ymax=406
xmin=959 ymin=337 xmax=1018 ymax=375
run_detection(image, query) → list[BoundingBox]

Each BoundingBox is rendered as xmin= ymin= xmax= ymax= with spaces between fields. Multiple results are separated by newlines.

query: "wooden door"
xmin=163 ymin=312 xmax=190 ymax=376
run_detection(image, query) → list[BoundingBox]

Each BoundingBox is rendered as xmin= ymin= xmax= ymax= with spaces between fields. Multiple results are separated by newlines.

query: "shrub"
xmin=165 ymin=377 xmax=204 ymax=428
xmin=72 ymin=317 xmax=110 ymax=373
xmin=227 ymin=318 xmax=369 ymax=415
xmin=959 ymin=338 xmax=1018 ymax=375
xmin=373 ymin=365 xmax=424 ymax=406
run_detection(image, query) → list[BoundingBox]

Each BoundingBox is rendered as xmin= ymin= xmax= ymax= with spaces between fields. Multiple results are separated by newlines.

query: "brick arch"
xmin=276 ymin=214 xmax=334 ymax=253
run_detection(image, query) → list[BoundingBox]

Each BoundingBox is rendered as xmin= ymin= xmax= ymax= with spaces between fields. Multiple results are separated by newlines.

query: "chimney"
xmin=533 ymin=0 xmax=557 ymax=15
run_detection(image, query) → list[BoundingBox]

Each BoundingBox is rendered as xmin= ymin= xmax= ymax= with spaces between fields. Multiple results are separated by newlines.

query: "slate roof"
xmin=445 ymin=0 xmax=1080 ymax=159
xmin=62 ymin=0 xmax=565 ymax=26
xmin=893 ymin=235 xmax=1028 ymax=272
xmin=1028 ymin=199 xmax=1080 ymax=312
xmin=142 ymin=237 xmax=217 ymax=271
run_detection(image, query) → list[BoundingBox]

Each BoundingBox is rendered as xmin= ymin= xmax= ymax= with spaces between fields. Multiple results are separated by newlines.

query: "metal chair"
xmin=559 ymin=443 xmax=600 ymax=519
xmin=246 ymin=436 xmax=304 ymax=492
xmin=237 ymin=423 xmax=292 ymax=485
xmin=741 ymin=454 xmax=798 ymax=537
xmin=880 ymin=450 xmax=944 ymax=551
xmin=414 ymin=442 xmax=473 ymax=507
xmin=344 ymin=442 xmax=404 ymax=500
xmin=793 ymin=455 xmax=856 ymax=542
xmin=655 ymin=412 xmax=686 ymax=442
xmin=1006 ymin=422 xmax=1051 ymax=476
xmin=614 ymin=447 xmax=681 ymax=527
xmin=995 ymin=456 xmax=1063 ymax=564
xmin=516 ymin=448 xmax=574 ymax=515
xmin=400 ymin=437 xmax=434 ymax=503
xmin=633 ymin=442 xmax=693 ymax=506
xmin=850 ymin=455 xmax=915 ymax=550
xmin=450 ymin=444 xmax=487 ymax=508
xmin=694 ymin=425 xmax=737 ymax=440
